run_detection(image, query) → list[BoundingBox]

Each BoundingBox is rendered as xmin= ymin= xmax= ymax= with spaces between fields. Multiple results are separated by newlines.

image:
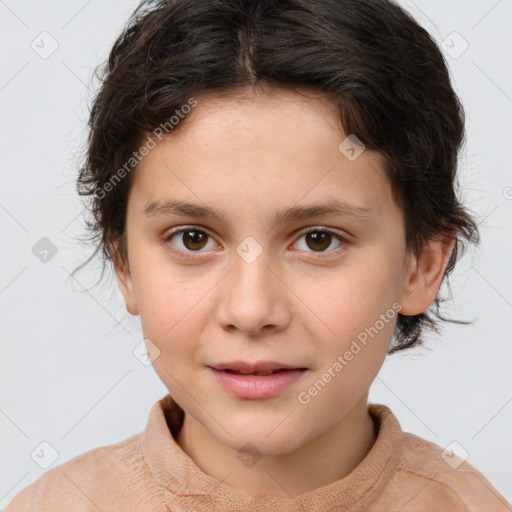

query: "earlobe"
xmin=110 ymin=241 xmax=139 ymax=316
xmin=398 ymin=233 xmax=456 ymax=316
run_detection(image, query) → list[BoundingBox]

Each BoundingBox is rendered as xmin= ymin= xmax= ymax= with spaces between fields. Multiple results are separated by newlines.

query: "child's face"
xmin=115 ymin=88 xmax=426 ymax=455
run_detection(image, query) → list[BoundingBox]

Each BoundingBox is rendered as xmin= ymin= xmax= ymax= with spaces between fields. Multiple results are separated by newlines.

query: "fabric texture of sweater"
xmin=5 ymin=393 xmax=511 ymax=512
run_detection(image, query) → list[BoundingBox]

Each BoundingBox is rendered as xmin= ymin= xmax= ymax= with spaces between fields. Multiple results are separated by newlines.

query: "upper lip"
xmin=209 ymin=361 xmax=306 ymax=372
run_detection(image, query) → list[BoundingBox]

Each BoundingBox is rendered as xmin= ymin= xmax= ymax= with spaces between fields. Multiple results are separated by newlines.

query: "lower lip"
xmin=209 ymin=368 xmax=306 ymax=399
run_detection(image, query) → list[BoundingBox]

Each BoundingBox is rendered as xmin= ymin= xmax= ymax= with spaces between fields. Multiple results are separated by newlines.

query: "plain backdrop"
xmin=1 ymin=0 xmax=511 ymax=508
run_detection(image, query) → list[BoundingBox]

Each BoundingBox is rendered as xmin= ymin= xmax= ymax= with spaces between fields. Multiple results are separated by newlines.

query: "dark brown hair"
xmin=74 ymin=0 xmax=479 ymax=354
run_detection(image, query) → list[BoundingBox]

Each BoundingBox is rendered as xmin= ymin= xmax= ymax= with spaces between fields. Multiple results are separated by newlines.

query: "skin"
xmin=113 ymin=86 xmax=455 ymax=498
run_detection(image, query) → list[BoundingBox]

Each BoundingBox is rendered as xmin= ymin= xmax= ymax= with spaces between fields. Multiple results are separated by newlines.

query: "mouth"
xmin=210 ymin=360 xmax=307 ymax=373
xmin=208 ymin=361 xmax=308 ymax=399
xmin=221 ymin=368 xmax=304 ymax=376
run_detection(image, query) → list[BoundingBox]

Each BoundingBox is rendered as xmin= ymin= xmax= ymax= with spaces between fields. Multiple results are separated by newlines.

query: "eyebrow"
xmin=142 ymin=198 xmax=375 ymax=227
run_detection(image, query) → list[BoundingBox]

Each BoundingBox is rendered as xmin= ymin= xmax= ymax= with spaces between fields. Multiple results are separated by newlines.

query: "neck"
xmin=176 ymin=394 xmax=376 ymax=497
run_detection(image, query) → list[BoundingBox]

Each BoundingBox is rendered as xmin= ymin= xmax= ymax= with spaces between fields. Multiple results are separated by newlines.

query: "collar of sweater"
xmin=140 ymin=394 xmax=403 ymax=511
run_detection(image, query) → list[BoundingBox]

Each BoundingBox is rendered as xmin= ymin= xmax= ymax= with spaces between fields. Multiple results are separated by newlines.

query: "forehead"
xmin=131 ymin=87 xmax=396 ymax=226
xmin=163 ymin=87 xmax=347 ymax=151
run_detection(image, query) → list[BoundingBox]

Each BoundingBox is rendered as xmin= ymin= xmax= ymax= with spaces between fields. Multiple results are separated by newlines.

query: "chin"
xmin=214 ymin=420 xmax=305 ymax=457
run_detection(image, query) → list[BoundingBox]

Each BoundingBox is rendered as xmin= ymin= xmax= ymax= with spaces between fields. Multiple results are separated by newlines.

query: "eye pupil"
xmin=305 ymin=232 xmax=331 ymax=251
xmin=183 ymin=230 xmax=207 ymax=250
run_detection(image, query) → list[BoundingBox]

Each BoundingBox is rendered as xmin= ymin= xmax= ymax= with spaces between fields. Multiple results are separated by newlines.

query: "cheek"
xmin=304 ymin=316 xmax=393 ymax=415
xmin=143 ymin=296 xmax=206 ymax=398
xmin=298 ymin=264 xmax=399 ymax=342
xmin=292 ymin=262 xmax=399 ymax=398
xmin=134 ymin=264 xmax=209 ymax=336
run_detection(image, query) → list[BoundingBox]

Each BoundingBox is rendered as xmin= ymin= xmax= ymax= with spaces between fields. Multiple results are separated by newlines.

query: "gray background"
xmin=1 ymin=0 xmax=511 ymax=507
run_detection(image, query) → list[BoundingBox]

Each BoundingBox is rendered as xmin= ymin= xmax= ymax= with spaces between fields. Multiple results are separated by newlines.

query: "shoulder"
xmin=5 ymin=431 xmax=160 ymax=512
xmin=385 ymin=431 xmax=511 ymax=511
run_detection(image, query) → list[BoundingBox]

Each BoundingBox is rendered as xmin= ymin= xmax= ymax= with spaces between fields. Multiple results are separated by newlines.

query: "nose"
xmin=215 ymin=249 xmax=291 ymax=336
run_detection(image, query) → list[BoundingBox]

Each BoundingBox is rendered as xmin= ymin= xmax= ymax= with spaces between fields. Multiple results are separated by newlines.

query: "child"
xmin=6 ymin=0 xmax=511 ymax=510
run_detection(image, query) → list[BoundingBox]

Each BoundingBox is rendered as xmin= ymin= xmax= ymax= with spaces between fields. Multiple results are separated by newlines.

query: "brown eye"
xmin=182 ymin=230 xmax=208 ymax=250
xmin=305 ymin=231 xmax=332 ymax=251
xmin=294 ymin=228 xmax=346 ymax=254
xmin=165 ymin=228 xmax=216 ymax=255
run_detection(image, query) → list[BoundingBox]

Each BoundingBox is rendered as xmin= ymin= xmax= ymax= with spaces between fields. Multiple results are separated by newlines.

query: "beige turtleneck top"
xmin=5 ymin=393 xmax=511 ymax=511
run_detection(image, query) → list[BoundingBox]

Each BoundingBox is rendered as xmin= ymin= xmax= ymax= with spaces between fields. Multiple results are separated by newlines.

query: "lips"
xmin=209 ymin=365 xmax=307 ymax=399
xmin=207 ymin=360 xmax=307 ymax=398
xmin=224 ymin=369 xmax=284 ymax=376
xmin=210 ymin=361 xmax=305 ymax=374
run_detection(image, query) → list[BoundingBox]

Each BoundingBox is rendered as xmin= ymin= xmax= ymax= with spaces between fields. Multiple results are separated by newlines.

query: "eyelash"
xmin=163 ymin=226 xmax=350 ymax=260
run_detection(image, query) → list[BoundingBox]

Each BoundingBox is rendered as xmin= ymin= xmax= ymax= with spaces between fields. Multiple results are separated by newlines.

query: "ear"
xmin=109 ymin=240 xmax=139 ymax=316
xmin=398 ymin=231 xmax=456 ymax=316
